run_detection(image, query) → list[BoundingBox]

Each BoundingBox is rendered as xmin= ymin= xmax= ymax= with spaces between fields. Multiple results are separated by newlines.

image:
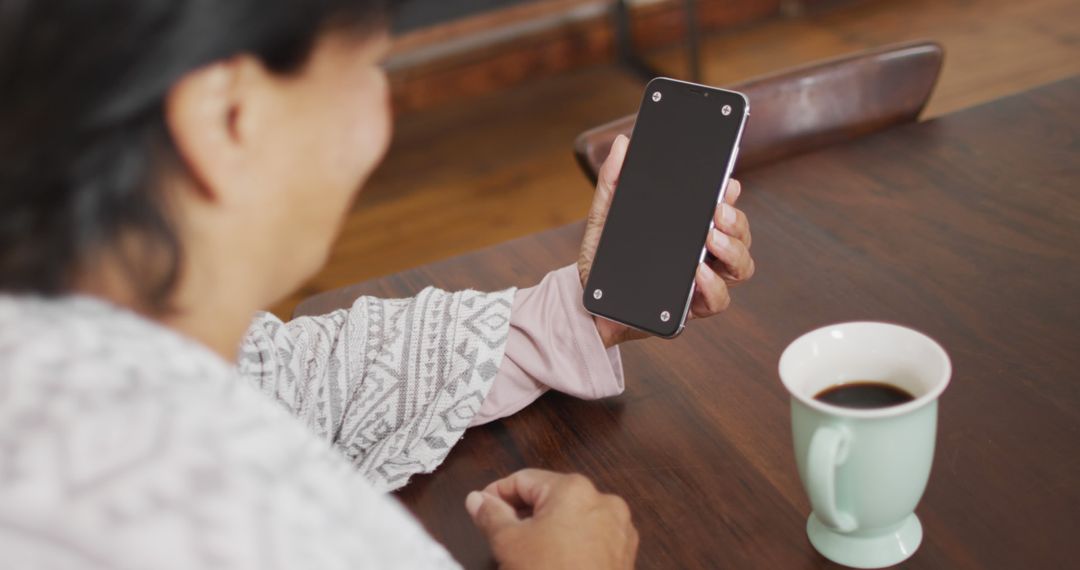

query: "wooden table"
xmin=296 ymin=77 xmax=1080 ymax=569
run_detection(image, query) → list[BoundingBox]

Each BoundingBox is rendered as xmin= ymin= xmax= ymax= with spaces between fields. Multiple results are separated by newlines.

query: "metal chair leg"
xmin=613 ymin=0 xmax=703 ymax=82
xmin=684 ymin=0 xmax=702 ymax=82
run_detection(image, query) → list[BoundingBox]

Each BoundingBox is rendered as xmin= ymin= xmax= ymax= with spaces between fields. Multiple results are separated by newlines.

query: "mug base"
xmin=806 ymin=513 xmax=922 ymax=569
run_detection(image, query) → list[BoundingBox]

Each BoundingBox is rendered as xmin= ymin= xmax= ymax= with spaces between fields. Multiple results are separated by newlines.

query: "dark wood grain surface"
xmin=296 ymin=76 xmax=1080 ymax=569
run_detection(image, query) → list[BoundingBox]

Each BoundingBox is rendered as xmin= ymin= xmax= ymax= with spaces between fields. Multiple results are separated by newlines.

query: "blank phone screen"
xmin=584 ymin=79 xmax=747 ymax=337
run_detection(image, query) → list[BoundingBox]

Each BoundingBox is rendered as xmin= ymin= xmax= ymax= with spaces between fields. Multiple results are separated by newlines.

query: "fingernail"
xmin=722 ymin=204 xmax=737 ymax=226
xmin=465 ymin=491 xmax=484 ymax=517
xmin=712 ymin=229 xmax=730 ymax=249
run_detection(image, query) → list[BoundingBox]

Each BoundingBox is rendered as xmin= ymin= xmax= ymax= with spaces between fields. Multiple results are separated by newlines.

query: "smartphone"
xmin=582 ymin=77 xmax=748 ymax=338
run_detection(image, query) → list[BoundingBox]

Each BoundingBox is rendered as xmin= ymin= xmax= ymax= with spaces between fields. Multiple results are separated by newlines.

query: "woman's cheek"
xmin=327 ymin=96 xmax=388 ymax=198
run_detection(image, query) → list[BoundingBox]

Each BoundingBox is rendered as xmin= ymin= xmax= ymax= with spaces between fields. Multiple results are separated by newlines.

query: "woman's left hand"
xmin=577 ymin=134 xmax=756 ymax=348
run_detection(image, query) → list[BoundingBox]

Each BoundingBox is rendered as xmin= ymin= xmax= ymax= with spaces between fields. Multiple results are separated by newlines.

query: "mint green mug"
xmin=779 ymin=322 xmax=951 ymax=568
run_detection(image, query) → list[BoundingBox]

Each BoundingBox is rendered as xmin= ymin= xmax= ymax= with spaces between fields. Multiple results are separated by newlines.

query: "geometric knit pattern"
xmin=0 ymin=287 xmax=513 ymax=569
xmin=237 ymin=286 xmax=514 ymax=492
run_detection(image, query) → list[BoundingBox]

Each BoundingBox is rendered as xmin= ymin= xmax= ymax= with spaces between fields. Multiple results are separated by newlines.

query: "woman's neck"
xmin=76 ymin=256 xmax=259 ymax=362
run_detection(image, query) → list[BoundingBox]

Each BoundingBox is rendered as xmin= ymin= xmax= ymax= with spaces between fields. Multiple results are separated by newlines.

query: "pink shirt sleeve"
xmin=470 ymin=264 xmax=625 ymax=426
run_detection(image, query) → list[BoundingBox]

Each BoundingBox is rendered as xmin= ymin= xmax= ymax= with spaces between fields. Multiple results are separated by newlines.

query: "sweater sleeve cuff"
xmin=552 ymin=265 xmax=625 ymax=400
xmin=470 ymin=265 xmax=625 ymax=426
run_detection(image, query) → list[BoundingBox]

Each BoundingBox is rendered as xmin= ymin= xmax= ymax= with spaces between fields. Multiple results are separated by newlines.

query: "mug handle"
xmin=807 ymin=425 xmax=857 ymax=532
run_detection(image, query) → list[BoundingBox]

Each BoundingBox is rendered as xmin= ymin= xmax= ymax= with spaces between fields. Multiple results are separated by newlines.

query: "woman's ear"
xmin=164 ymin=55 xmax=268 ymax=203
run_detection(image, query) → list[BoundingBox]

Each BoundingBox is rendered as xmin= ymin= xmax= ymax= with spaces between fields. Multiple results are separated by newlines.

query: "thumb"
xmin=466 ymin=491 xmax=520 ymax=536
xmin=594 ymin=133 xmax=629 ymax=208
xmin=579 ymin=134 xmax=629 ymax=285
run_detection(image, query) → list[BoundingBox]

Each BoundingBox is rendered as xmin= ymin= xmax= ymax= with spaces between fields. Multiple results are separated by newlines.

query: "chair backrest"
xmin=573 ymin=40 xmax=944 ymax=185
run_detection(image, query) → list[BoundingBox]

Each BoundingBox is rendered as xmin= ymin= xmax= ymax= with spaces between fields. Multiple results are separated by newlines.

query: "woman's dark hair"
xmin=0 ymin=1 xmax=392 ymax=311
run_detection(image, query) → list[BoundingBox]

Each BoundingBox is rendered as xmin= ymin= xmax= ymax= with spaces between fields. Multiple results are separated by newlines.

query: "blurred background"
xmin=271 ymin=0 xmax=1078 ymax=318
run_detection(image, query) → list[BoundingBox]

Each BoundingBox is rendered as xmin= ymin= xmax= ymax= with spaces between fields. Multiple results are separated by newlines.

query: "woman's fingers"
xmin=690 ymin=263 xmax=731 ymax=319
xmin=705 ymin=226 xmax=755 ymax=283
xmin=466 ymin=491 xmax=521 ymax=535
xmin=687 ymin=179 xmax=748 ymax=320
xmin=723 ymin=178 xmax=742 ymax=206
xmin=469 ymin=470 xmax=637 ymax=569
xmin=713 ymin=202 xmax=751 ymax=249
xmin=482 ymin=468 xmax=566 ymax=511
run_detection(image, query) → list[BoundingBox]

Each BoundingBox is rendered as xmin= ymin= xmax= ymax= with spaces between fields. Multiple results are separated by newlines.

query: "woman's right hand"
xmin=466 ymin=469 xmax=639 ymax=569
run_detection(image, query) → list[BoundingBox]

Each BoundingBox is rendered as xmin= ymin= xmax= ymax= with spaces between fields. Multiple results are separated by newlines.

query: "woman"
xmin=0 ymin=1 xmax=755 ymax=568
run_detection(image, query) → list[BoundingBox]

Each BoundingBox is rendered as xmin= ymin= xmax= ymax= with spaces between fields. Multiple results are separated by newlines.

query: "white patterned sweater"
xmin=0 ymin=286 xmax=516 ymax=569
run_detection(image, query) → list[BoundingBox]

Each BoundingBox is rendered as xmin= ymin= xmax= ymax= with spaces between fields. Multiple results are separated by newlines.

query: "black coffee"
xmin=813 ymin=381 xmax=915 ymax=409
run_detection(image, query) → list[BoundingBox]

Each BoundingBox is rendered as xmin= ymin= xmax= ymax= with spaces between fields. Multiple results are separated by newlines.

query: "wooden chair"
xmin=573 ymin=40 xmax=944 ymax=185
